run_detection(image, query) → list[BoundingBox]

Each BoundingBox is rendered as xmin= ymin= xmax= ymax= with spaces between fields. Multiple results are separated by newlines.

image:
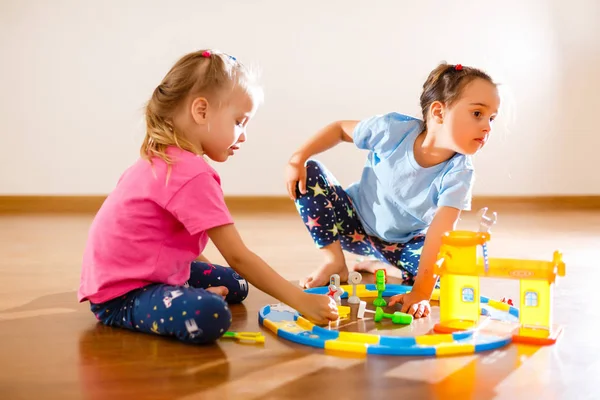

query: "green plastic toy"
xmin=373 ymin=307 xmax=413 ymax=325
xmin=373 ymin=269 xmax=387 ymax=307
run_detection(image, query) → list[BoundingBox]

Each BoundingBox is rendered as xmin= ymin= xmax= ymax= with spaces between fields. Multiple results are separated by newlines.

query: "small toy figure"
xmin=347 ymin=271 xmax=362 ymax=304
xmin=373 ymin=269 xmax=387 ymax=307
xmin=328 ymin=274 xmax=345 ymax=305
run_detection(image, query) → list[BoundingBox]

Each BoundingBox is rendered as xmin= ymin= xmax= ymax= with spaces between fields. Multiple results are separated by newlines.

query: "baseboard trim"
xmin=0 ymin=195 xmax=599 ymax=214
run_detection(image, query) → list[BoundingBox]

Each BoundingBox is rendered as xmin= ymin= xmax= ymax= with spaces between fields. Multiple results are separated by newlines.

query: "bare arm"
xmin=207 ymin=223 xmax=337 ymax=323
xmin=289 ymin=120 xmax=358 ymax=164
xmin=286 ymin=120 xmax=358 ymax=198
xmin=411 ymin=206 xmax=462 ymax=298
xmin=389 ymin=206 xmax=462 ymax=317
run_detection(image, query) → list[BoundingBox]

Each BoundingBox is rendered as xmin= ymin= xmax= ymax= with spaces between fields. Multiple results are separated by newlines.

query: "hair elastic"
xmin=454 ymin=64 xmax=463 ymax=71
xmin=202 ymin=50 xmax=238 ymax=62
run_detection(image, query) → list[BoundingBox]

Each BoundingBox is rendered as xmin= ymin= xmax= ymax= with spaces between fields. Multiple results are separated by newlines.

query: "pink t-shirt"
xmin=78 ymin=146 xmax=234 ymax=304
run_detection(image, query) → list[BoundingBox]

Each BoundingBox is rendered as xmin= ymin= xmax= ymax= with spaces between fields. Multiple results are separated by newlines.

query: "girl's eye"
xmin=473 ymin=111 xmax=481 ymax=118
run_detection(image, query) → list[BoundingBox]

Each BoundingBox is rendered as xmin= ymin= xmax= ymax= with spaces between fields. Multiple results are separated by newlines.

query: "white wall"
xmin=1 ymin=0 xmax=599 ymax=196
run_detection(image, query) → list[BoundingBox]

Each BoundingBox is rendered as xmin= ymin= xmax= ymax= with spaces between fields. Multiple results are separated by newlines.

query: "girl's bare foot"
xmin=300 ymin=261 xmax=349 ymax=289
xmin=351 ymin=259 xmax=406 ymax=280
xmin=206 ymin=286 xmax=229 ymax=299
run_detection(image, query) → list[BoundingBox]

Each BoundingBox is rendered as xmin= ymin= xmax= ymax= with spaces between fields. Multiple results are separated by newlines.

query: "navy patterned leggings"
xmin=89 ymin=261 xmax=248 ymax=344
xmin=295 ymin=160 xmax=426 ymax=284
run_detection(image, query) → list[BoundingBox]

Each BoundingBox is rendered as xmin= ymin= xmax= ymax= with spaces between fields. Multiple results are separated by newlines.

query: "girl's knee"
xmin=305 ymin=159 xmax=325 ymax=179
xmin=173 ymin=290 xmax=232 ymax=344
xmin=227 ymin=271 xmax=249 ymax=304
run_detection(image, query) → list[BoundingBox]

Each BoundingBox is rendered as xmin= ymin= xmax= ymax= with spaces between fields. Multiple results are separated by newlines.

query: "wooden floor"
xmin=1 ymin=205 xmax=599 ymax=399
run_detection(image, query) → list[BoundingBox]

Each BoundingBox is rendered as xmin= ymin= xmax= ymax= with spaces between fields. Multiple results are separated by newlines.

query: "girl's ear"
xmin=429 ymin=101 xmax=445 ymax=124
xmin=190 ymin=97 xmax=209 ymax=125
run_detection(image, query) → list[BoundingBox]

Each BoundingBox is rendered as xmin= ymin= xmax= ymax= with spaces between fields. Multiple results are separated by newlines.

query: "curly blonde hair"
xmin=141 ymin=49 xmax=261 ymax=165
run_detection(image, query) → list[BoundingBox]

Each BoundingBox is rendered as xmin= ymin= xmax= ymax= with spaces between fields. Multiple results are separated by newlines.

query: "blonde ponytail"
xmin=142 ymin=95 xmax=200 ymax=165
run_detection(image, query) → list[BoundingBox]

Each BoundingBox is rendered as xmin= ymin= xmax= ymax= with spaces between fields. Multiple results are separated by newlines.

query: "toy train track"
xmin=258 ymin=284 xmax=516 ymax=357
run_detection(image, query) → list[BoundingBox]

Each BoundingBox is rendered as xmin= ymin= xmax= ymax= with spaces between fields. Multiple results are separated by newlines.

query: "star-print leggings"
xmin=295 ymin=160 xmax=426 ymax=283
xmin=89 ymin=261 xmax=248 ymax=345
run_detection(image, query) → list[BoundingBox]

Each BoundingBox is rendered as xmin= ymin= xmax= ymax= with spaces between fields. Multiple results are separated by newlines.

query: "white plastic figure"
xmin=347 ymin=271 xmax=362 ymax=304
xmin=357 ymin=300 xmax=375 ymax=319
xmin=477 ymin=207 xmax=497 ymax=233
xmin=328 ymin=274 xmax=345 ymax=305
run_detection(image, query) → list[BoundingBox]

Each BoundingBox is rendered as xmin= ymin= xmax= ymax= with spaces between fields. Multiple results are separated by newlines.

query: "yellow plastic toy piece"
xmin=337 ymin=305 xmax=351 ymax=319
xmin=338 ymin=331 xmax=380 ymax=344
xmin=435 ymin=342 xmax=475 ymax=356
xmin=262 ymin=318 xmax=280 ymax=333
xmin=487 ymin=299 xmax=511 ymax=312
xmin=296 ymin=316 xmax=315 ymax=331
xmin=339 ymin=285 xmax=377 ymax=298
xmin=415 ymin=334 xmax=455 ymax=345
xmin=222 ymin=331 xmax=265 ymax=344
xmin=324 ymin=340 xmax=368 ymax=354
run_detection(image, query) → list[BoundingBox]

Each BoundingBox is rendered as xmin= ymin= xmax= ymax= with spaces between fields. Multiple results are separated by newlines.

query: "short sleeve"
xmin=166 ymin=172 xmax=234 ymax=235
xmin=353 ymin=112 xmax=423 ymax=158
xmin=437 ymin=169 xmax=475 ymax=210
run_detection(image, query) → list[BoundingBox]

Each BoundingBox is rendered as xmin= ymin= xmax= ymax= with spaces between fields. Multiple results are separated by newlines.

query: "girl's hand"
xmin=285 ymin=158 xmax=307 ymax=200
xmin=388 ymin=291 xmax=431 ymax=318
xmin=297 ymin=293 xmax=339 ymax=325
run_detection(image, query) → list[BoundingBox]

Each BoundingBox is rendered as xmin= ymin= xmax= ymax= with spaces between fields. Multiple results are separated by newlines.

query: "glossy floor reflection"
xmin=0 ymin=205 xmax=599 ymax=399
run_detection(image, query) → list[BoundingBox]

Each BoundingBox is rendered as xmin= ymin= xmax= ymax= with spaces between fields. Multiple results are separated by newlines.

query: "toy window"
xmin=525 ymin=291 xmax=538 ymax=307
xmin=461 ymin=287 xmax=475 ymax=302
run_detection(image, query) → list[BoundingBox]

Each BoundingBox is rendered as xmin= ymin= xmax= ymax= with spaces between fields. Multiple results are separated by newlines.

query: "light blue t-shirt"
xmin=345 ymin=112 xmax=475 ymax=243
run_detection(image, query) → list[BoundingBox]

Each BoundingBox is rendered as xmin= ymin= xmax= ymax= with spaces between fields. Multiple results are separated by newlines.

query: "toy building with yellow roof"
xmin=433 ymin=208 xmax=566 ymax=345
